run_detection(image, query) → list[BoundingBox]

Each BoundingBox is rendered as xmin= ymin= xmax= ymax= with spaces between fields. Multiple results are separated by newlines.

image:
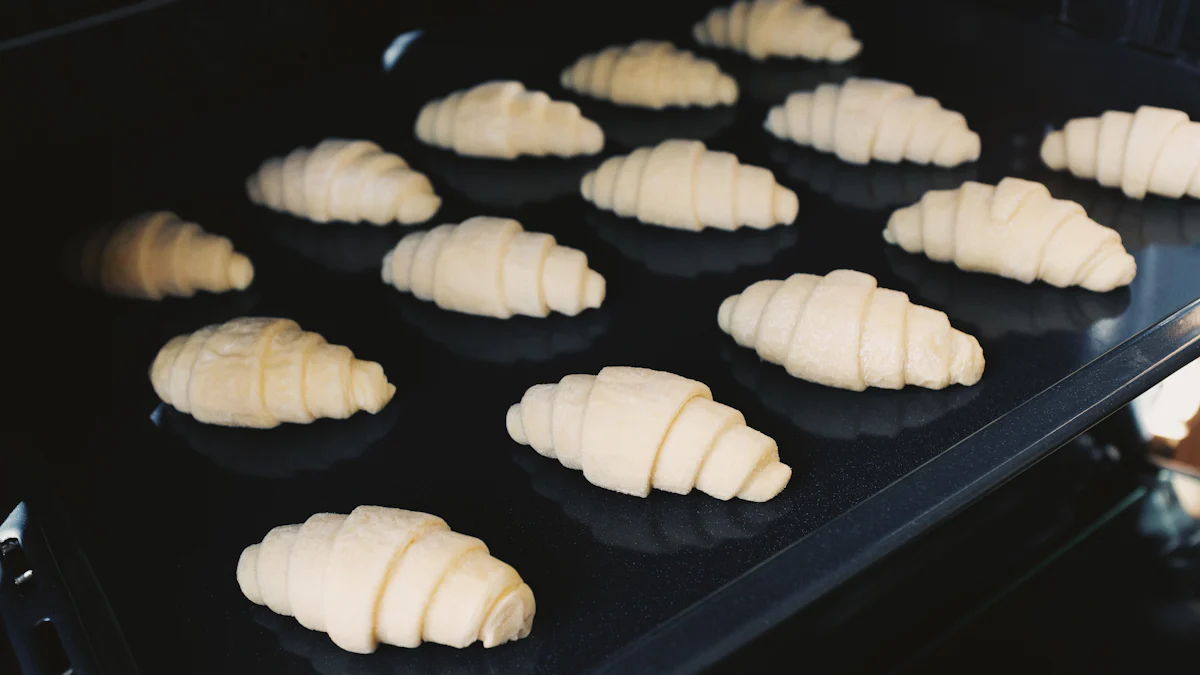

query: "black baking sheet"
xmin=36 ymin=1 xmax=1200 ymax=674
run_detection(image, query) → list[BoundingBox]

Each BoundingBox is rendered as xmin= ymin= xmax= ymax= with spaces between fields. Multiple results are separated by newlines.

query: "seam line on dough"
xmin=495 ymin=228 xmax=519 ymax=315
xmin=1142 ymin=117 xmax=1188 ymax=195
xmin=752 ymin=281 xmax=787 ymax=358
xmin=785 ymin=275 xmax=824 ymax=370
xmin=1068 ymin=237 xmax=1115 ymax=287
xmin=370 ymin=527 xmax=431 ymax=645
xmin=575 ymin=375 xmax=595 ymax=456
xmin=692 ymin=422 xmax=735 ymax=493
xmin=642 ymin=393 xmax=706 ymax=496
xmin=414 ymin=541 xmax=484 ymax=643
xmin=533 ymin=240 xmax=551 ymax=314
xmin=132 ymin=213 xmax=162 ymax=297
xmin=895 ymin=101 xmax=923 ymax=161
xmin=256 ymin=323 xmax=281 ymax=424
xmin=297 ymin=335 xmax=315 ymax=420
xmin=478 ymin=580 xmax=524 ymax=640
xmin=897 ymin=290 xmax=909 ymax=387
xmin=1029 ymin=206 xmax=1075 ymax=281
xmin=186 ymin=328 xmax=218 ymax=413
xmin=733 ymin=441 xmax=776 ymax=497
xmin=853 ymin=285 xmax=875 ymax=388
xmin=629 ymin=152 xmax=651 ymax=220
xmin=688 ymin=146 xmax=702 ymax=227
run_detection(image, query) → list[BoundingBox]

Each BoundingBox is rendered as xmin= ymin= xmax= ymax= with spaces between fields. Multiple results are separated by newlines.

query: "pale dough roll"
xmin=561 ymin=41 xmax=738 ymax=109
xmin=79 ymin=211 xmax=253 ymax=300
xmin=693 ymin=0 xmax=861 ymax=63
xmin=247 ymin=138 xmax=441 ymax=225
xmin=580 ymin=139 xmax=798 ymax=231
xmin=717 ymin=269 xmax=985 ymax=391
xmin=506 ymin=366 xmax=792 ymax=501
xmin=765 ymin=77 xmax=981 ymax=167
xmin=149 ymin=317 xmax=395 ymax=428
xmin=381 ymin=216 xmax=606 ymax=319
xmin=414 ymin=80 xmax=604 ymax=159
xmin=237 ymin=506 xmax=535 ymax=653
xmin=884 ymin=177 xmax=1136 ymax=292
xmin=1041 ymin=105 xmax=1200 ymax=200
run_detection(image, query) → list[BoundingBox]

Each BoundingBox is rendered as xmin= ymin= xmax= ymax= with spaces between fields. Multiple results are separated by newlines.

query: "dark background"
xmin=4 ymin=1 xmax=1199 ymax=673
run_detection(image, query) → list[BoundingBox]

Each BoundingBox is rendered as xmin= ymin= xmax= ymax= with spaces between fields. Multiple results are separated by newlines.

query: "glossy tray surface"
xmin=47 ymin=2 xmax=1200 ymax=674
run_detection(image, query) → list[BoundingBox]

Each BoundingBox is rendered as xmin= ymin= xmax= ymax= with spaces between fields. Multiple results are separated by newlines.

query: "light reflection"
xmin=382 ymin=30 xmax=424 ymax=71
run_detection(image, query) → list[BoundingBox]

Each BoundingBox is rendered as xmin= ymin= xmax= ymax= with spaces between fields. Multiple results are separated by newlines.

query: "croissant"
xmin=506 ymin=366 xmax=792 ymax=501
xmin=1040 ymin=105 xmax=1200 ymax=201
xmin=382 ymin=216 xmax=605 ymax=318
xmin=150 ymin=317 xmax=395 ymax=428
xmin=246 ymin=138 xmax=441 ymax=225
xmin=560 ymin=41 xmax=738 ymax=109
xmin=414 ymin=80 xmax=604 ymax=159
xmin=764 ymin=77 xmax=981 ymax=167
xmin=718 ymin=269 xmax=985 ymax=391
xmin=580 ymin=139 xmax=799 ymax=231
xmin=884 ymin=177 xmax=1137 ymax=292
xmin=237 ymin=505 xmax=535 ymax=654
xmin=693 ymin=0 xmax=861 ymax=63
xmin=76 ymin=211 xmax=253 ymax=300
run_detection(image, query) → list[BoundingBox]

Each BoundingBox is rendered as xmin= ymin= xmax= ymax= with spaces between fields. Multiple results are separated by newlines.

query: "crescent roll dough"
xmin=150 ymin=317 xmax=395 ymax=428
xmin=718 ymin=269 xmax=985 ymax=391
xmin=693 ymin=0 xmax=861 ymax=63
xmin=414 ymin=80 xmax=604 ymax=159
xmin=237 ymin=506 xmax=535 ymax=653
xmin=1040 ymin=105 xmax=1200 ymax=200
xmin=246 ymin=139 xmax=441 ymax=225
xmin=382 ymin=216 xmax=605 ymax=318
xmin=580 ymin=139 xmax=799 ymax=231
xmin=560 ymin=41 xmax=738 ymax=109
xmin=78 ymin=211 xmax=253 ymax=300
xmin=506 ymin=366 xmax=792 ymax=501
xmin=885 ymin=178 xmax=1137 ymax=292
xmin=764 ymin=77 xmax=981 ymax=167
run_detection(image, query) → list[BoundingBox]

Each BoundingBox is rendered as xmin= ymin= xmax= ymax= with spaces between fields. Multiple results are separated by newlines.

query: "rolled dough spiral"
xmin=560 ymin=41 xmax=738 ymax=109
xmin=693 ymin=0 xmax=861 ymax=63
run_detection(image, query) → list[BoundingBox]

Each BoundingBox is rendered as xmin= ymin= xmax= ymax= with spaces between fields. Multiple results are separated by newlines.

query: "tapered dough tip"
xmin=1040 ymin=130 xmax=1066 ymax=170
xmin=717 ymin=295 xmax=738 ymax=334
xmin=227 ymin=254 xmax=255 ymax=290
xmin=774 ymin=187 xmax=799 ymax=224
xmin=584 ymin=270 xmax=606 ymax=309
xmin=397 ymin=194 xmax=442 ymax=225
xmin=949 ymin=332 xmax=985 ymax=387
xmin=579 ymin=120 xmax=605 ymax=155
xmin=828 ymin=38 xmax=862 ymax=63
xmin=716 ymin=76 xmax=739 ymax=105
xmin=1082 ymin=253 xmax=1137 ymax=292
xmin=246 ymin=175 xmax=263 ymax=205
xmin=236 ymin=545 xmax=264 ymax=605
xmin=764 ymin=106 xmax=787 ymax=137
xmin=580 ymin=171 xmax=596 ymax=200
xmin=351 ymin=360 xmax=394 ymax=413
xmin=506 ymin=404 xmax=528 ymax=444
xmin=737 ymin=462 xmax=792 ymax=502
xmin=479 ymin=583 xmax=536 ymax=648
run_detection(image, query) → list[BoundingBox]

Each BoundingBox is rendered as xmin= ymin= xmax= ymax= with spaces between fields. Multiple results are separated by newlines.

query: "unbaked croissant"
xmin=580 ymin=139 xmax=798 ymax=231
xmin=1040 ymin=105 xmax=1200 ymax=200
xmin=237 ymin=506 xmax=535 ymax=654
xmin=414 ymin=80 xmax=604 ymax=159
xmin=507 ymin=366 xmax=791 ymax=501
xmin=764 ymin=77 xmax=980 ymax=167
xmin=246 ymin=139 xmax=441 ymax=225
xmin=718 ymin=269 xmax=985 ymax=391
xmin=693 ymin=0 xmax=861 ymax=63
xmin=382 ymin=216 xmax=605 ymax=318
xmin=884 ymin=177 xmax=1137 ymax=292
xmin=560 ymin=41 xmax=738 ymax=109
xmin=150 ymin=317 xmax=395 ymax=428
xmin=77 ymin=211 xmax=253 ymax=300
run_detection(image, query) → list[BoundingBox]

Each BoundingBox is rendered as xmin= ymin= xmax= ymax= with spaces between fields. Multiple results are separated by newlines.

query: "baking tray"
xmin=20 ymin=1 xmax=1200 ymax=674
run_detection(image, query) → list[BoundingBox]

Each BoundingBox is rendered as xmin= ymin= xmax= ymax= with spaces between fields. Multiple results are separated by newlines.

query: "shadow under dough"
xmin=161 ymin=398 xmax=402 ymax=479
xmin=720 ymin=342 xmax=982 ymax=442
xmin=1039 ymin=171 xmax=1200 ymax=251
xmin=586 ymin=210 xmax=798 ymax=279
xmin=578 ymin=101 xmax=738 ymax=149
xmin=268 ymin=215 xmax=406 ymax=275
xmin=421 ymin=149 xmax=601 ymax=209
xmin=884 ymin=248 xmax=1131 ymax=340
xmin=768 ymin=143 xmax=979 ymax=211
xmin=512 ymin=449 xmax=787 ymax=556
xmin=392 ymin=294 xmax=610 ymax=365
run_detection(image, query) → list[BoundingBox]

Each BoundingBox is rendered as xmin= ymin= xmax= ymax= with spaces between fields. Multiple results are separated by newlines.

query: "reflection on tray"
xmin=769 ymin=143 xmax=978 ymax=211
xmin=885 ymin=248 xmax=1130 ymax=339
xmin=251 ymin=608 xmax=540 ymax=675
xmin=513 ymin=449 xmax=785 ymax=555
xmin=723 ymin=59 xmax=859 ymax=105
xmin=394 ymin=295 xmax=609 ymax=364
xmin=1040 ymin=173 xmax=1200 ymax=252
xmin=269 ymin=218 xmax=403 ymax=275
xmin=161 ymin=400 xmax=400 ymax=478
xmin=720 ymin=343 xmax=981 ymax=441
xmin=587 ymin=210 xmax=798 ymax=278
xmin=582 ymin=103 xmax=737 ymax=149
xmin=422 ymin=150 xmax=599 ymax=209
